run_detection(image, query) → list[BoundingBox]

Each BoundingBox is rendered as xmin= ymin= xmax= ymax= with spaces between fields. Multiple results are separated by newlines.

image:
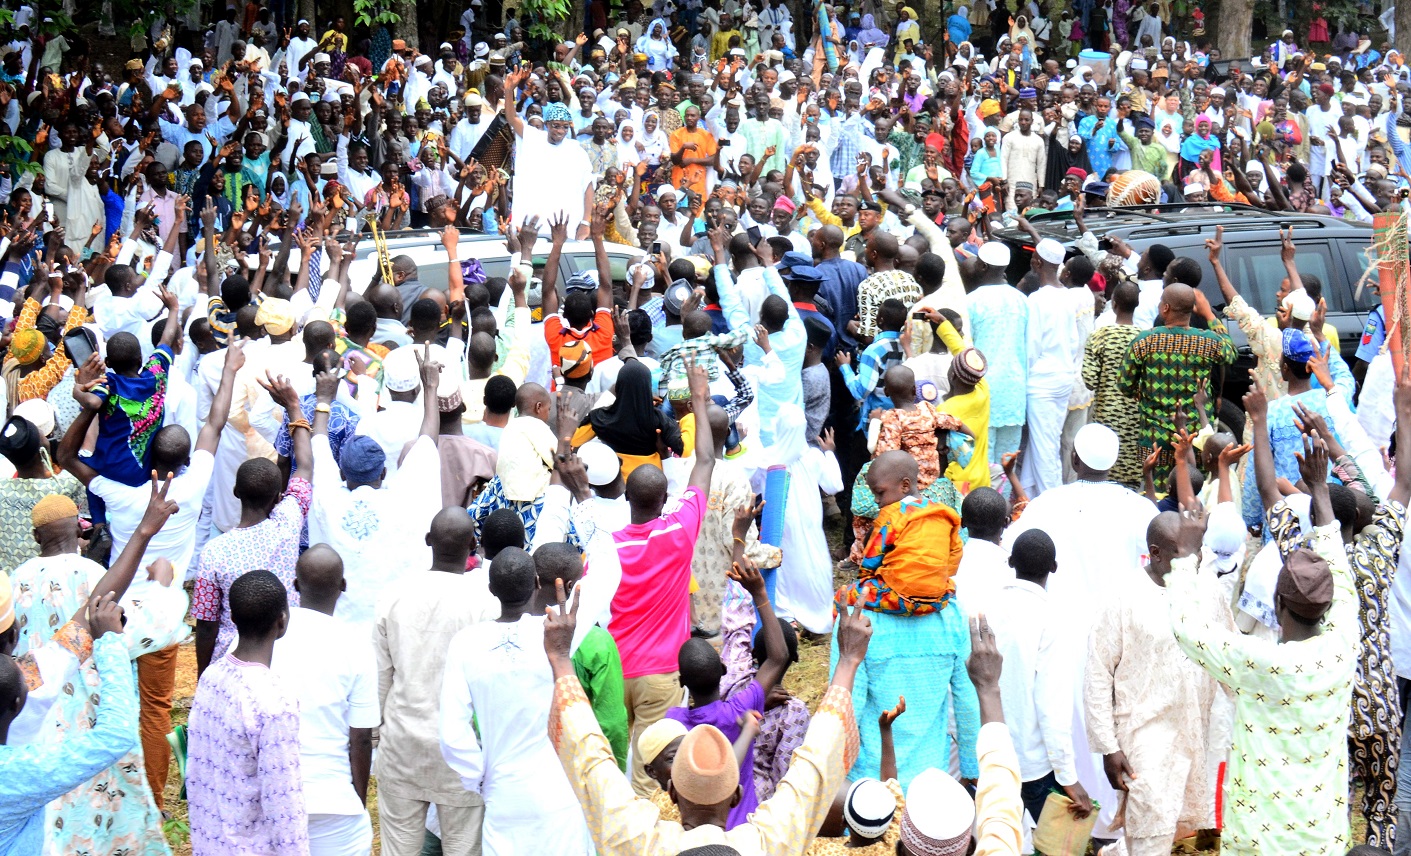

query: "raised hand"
xmin=137 ymin=471 xmax=180 ymax=537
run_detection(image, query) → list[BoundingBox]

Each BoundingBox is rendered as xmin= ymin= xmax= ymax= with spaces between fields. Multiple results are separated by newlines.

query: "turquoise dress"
xmin=0 ymin=635 xmax=138 ymax=856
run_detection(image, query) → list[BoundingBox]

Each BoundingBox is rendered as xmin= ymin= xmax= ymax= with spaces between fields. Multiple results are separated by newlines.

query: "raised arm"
xmin=56 ymin=355 xmax=110 ymax=486
xmin=415 ymin=343 xmax=442 ymax=442
xmin=590 ymin=207 xmax=612 ymax=312
xmin=685 ymin=356 xmax=716 ymax=493
xmin=1243 ymin=384 xmax=1282 ymax=513
xmin=196 ymin=338 xmax=246 ymax=455
xmin=727 ymin=541 xmax=787 ymax=694
xmin=88 ymin=475 xmax=181 ymax=602
xmin=541 ymin=212 xmax=569 ymax=319
xmin=259 ymin=372 xmax=313 ymax=480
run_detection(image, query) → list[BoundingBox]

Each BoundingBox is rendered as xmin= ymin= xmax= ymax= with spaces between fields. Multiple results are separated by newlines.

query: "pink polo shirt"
xmin=609 ymin=485 xmax=705 ymax=680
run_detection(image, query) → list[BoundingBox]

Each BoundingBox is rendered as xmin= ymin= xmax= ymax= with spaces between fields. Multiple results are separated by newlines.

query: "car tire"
xmin=1217 ymin=398 xmax=1246 ymax=440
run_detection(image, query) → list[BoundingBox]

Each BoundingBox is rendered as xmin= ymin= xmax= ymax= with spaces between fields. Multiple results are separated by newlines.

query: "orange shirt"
xmin=668 ymin=125 xmax=717 ymax=199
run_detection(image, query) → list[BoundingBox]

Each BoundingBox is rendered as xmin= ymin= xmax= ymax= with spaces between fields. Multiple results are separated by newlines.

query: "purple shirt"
xmin=665 ymin=679 xmax=766 ymax=828
xmin=186 ymin=654 xmax=310 ymax=855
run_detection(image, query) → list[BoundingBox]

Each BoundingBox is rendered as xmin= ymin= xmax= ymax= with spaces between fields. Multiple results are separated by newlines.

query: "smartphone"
xmin=63 ymin=328 xmax=96 ymax=367
xmin=746 ymin=225 xmax=762 ymax=244
xmin=911 ymin=311 xmax=929 ymax=320
xmin=651 ymin=241 xmax=662 ymax=255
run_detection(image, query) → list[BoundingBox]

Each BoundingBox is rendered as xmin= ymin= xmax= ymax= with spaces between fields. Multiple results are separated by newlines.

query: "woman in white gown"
xmin=635 ymin=19 xmax=678 ymax=73
xmin=756 ymin=403 xmax=843 ymax=634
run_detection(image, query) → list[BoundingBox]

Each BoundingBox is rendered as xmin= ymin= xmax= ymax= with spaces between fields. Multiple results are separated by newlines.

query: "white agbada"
xmin=510 ymin=125 xmax=592 ymax=232
xmin=1020 ymin=283 xmax=1092 ymax=496
xmin=308 ymin=433 xmax=442 ymax=631
xmin=439 ymin=614 xmax=592 ymax=856
xmin=1002 ymin=478 xmax=1158 ymax=839
xmin=757 ymin=404 xmax=843 ymax=633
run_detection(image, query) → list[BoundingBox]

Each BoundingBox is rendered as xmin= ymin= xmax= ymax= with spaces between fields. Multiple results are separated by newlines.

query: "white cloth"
xmin=1132 ymin=278 xmax=1165 ymax=330
xmin=271 ymin=607 xmax=380 ymax=816
xmin=510 ymin=125 xmax=592 ymax=232
xmin=1002 ymin=479 xmax=1158 ymax=837
xmin=308 ymin=811 xmax=373 ymax=856
xmin=90 ymin=448 xmax=215 ymax=580
xmin=354 ymin=400 xmax=423 ymax=478
xmin=439 ymin=614 xmax=593 ymax=856
xmin=309 ymin=434 xmax=442 ymax=631
xmin=951 ymin=536 xmax=1013 ymax=615
xmin=989 ymin=579 xmax=1078 ymax=785
xmin=757 ymin=404 xmax=843 ymax=633
xmin=1021 ymin=285 xmax=1091 ymax=496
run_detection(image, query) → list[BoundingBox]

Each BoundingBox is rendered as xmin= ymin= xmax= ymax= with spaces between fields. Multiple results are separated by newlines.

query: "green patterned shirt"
xmin=1117 ymin=320 xmax=1238 ymax=454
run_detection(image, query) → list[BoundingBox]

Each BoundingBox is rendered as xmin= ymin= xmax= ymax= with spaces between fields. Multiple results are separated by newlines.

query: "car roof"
xmin=991 ymin=203 xmax=1371 ymax=248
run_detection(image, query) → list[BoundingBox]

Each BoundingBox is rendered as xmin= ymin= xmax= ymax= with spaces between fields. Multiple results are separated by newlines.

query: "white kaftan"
xmin=439 ymin=615 xmax=592 ymax=856
xmin=1020 ymin=284 xmax=1092 ymax=497
xmin=1003 ymin=479 xmax=1158 ymax=838
xmin=758 ymin=404 xmax=843 ymax=634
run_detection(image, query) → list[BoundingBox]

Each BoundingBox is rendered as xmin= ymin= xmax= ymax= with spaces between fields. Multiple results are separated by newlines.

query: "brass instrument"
xmin=368 ymin=214 xmax=394 ymax=286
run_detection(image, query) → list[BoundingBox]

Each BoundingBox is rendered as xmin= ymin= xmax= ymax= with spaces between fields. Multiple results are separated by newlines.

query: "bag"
xmin=1032 ymin=792 xmax=1099 ymax=856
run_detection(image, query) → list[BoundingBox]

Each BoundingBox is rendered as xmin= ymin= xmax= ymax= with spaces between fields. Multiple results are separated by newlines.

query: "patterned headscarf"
xmin=543 ymin=102 xmax=573 ymax=123
xmin=8 ymin=328 xmax=44 ymax=365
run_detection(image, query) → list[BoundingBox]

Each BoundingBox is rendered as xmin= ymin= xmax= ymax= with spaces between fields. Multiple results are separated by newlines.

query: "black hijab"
xmin=587 ymin=358 xmax=683 ymax=457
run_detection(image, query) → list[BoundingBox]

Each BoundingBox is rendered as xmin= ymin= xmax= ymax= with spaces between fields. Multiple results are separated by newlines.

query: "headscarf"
xmin=496 ymin=416 xmax=557 ymax=501
xmin=588 ymin=359 xmax=683 ymax=457
xmin=857 ymin=13 xmax=888 ymax=48
xmin=1180 ymin=117 xmax=1222 ymax=162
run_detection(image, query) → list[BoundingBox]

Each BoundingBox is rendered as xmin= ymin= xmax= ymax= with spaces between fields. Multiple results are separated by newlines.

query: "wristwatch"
xmin=314 ymin=403 xmax=332 ymax=414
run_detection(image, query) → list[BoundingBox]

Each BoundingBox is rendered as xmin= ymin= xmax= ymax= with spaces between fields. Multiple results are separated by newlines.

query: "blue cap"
xmin=778 ymin=251 xmax=814 ymax=272
xmin=782 ymin=263 xmax=824 ymax=287
xmin=339 ymin=435 xmax=387 ymax=483
xmin=1282 ymin=327 xmax=1316 ymax=363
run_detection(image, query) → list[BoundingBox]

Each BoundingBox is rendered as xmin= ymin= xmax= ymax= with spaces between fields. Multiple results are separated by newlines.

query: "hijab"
xmin=1180 ymin=117 xmax=1222 ymax=162
xmin=588 ymin=359 xmax=683 ymax=457
xmin=857 ymin=13 xmax=888 ymax=48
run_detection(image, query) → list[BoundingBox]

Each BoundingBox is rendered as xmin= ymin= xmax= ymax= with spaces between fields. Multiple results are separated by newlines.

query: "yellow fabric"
xmin=934 ymin=319 xmax=991 ymax=491
xmin=803 ymin=779 xmax=905 ymax=854
xmin=17 ymin=298 xmax=89 ymax=404
xmin=971 ymin=722 xmax=1026 ymax=855
xmin=550 ymin=676 xmax=859 ymax=856
xmin=570 ymin=423 xmax=664 ymax=481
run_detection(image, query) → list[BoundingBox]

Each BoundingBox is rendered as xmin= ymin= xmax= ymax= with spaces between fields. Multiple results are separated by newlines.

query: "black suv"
xmin=991 ymin=203 xmax=1376 ymax=435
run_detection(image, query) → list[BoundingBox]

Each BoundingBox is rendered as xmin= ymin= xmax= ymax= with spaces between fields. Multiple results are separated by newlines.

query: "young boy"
xmin=835 ymin=450 xmax=964 ymax=617
xmin=806 ymin=697 xmax=906 ymax=853
xmin=665 ymin=560 xmax=790 ymax=829
xmin=75 ymin=283 xmax=181 ymax=490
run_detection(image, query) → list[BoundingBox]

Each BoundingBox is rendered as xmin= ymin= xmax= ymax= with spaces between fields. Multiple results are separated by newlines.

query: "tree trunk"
xmin=1397 ymin=0 xmax=1411 ymax=61
xmin=393 ymin=0 xmax=418 ymax=42
xmin=1215 ymin=0 xmax=1252 ymax=58
xmin=298 ymin=0 xmax=315 ymax=26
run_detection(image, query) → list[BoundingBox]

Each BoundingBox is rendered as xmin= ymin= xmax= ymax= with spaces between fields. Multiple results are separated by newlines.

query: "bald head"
xmin=882 ymin=365 xmax=915 ymax=402
xmin=707 ymin=404 xmax=730 ymax=450
xmin=428 ymin=506 xmax=476 ymax=566
xmin=626 ymin=463 xmax=669 ymax=520
xmin=295 ymin=543 xmax=345 ymax=606
xmin=1159 ymin=283 xmax=1195 ymax=324
xmin=866 ymin=449 xmax=920 ymax=508
xmin=816 ymin=224 xmax=844 ymax=252
xmin=867 ymin=230 xmax=899 ymax=260
xmin=515 ymin=383 xmax=551 ymax=422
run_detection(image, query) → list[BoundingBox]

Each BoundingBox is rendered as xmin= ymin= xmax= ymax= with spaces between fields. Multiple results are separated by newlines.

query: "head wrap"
xmin=844 ymin=779 xmax=897 ymax=840
xmin=924 ymin=132 xmax=946 ymax=151
xmin=977 ymin=98 xmax=1001 ymax=119
xmin=772 ymin=195 xmax=796 ymax=214
xmin=543 ymin=101 xmax=573 ymax=124
xmin=559 ymin=336 xmax=594 ymax=379
xmin=672 ymin=725 xmax=740 ymax=805
xmin=30 ymin=493 xmax=77 ymax=528
xmin=497 ymin=416 xmax=557 ymax=501
xmin=254 ymin=297 xmax=295 ymax=335
xmin=1276 ymin=548 xmax=1334 ymax=621
xmin=638 ymin=718 xmax=688 ymax=765
xmin=589 ymin=359 xmax=683 ymax=456
xmin=12 ymin=399 xmax=53 ymax=438
xmin=8 ymin=328 xmax=45 ymax=365
xmin=1203 ymin=501 xmax=1247 ymax=576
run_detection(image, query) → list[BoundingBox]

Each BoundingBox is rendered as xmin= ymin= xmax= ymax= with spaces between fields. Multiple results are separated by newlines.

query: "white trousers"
xmin=308 ymin=811 xmax=372 ymax=856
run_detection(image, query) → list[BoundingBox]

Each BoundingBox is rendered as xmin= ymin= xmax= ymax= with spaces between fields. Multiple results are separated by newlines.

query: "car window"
xmin=1337 ymin=243 xmax=1378 ymax=313
xmin=1224 ymin=241 xmax=1333 ymax=315
xmin=566 ymin=252 xmax=632 ymax=282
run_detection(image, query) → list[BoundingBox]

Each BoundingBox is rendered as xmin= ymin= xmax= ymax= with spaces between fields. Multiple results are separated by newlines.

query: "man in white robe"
xmin=439 ymin=547 xmax=592 ymax=856
xmin=1001 ymin=109 xmax=1046 ymax=210
xmin=1003 ymin=422 xmax=1159 ymax=841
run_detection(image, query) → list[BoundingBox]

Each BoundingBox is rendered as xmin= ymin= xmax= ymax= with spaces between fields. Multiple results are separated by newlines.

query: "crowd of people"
xmin=0 ymin=0 xmax=1409 ymax=854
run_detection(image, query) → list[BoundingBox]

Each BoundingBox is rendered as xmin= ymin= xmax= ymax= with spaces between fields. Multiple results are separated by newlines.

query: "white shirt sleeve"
xmin=438 ymin=634 xmax=486 ymax=792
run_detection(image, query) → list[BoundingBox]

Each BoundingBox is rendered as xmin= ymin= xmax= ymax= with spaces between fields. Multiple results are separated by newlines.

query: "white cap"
xmin=901 ymin=769 xmax=974 ymax=850
xmin=1283 ymin=289 xmax=1316 ymax=322
xmin=1074 ymin=423 xmax=1120 ymax=471
xmin=290 ymin=90 xmax=310 ymax=104
xmin=12 ymin=398 xmax=53 ymax=437
xmin=1203 ymin=502 xmax=1247 ymax=576
xmin=1035 ymin=238 xmax=1065 ymax=265
xmin=977 ymin=241 xmax=1010 ymax=268
xmin=313 ymin=52 xmax=331 ymax=64
xmin=777 ymin=69 xmax=796 ymax=85
xmin=578 ymin=440 xmax=622 ymax=486
xmin=381 ymin=346 xmax=422 ymax=393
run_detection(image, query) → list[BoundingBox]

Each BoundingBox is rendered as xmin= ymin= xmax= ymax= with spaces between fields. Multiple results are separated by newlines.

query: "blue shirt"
xmin=815 ymin=257 xmax=868 ymax=350
xmin=1242 ymin=388 xmax=1341 ymax=529
xmin=715 ymin=264 xmax=806 ymax=443
xmin=967 ymin=283 xmax=1029 ymax=427
xmin=841 ymin=331 xmax=903 ymax=427
xmin=1357 ymin=304 xmax=1385 ymax=364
